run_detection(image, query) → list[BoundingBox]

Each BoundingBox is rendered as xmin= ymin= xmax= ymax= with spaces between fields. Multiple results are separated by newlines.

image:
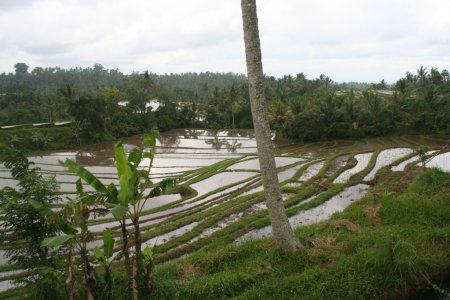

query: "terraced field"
xmin=1 ymin=129 xmax=449 ymax=294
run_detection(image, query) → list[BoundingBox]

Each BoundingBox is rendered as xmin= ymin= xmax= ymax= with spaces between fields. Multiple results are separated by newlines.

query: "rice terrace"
xmin=1 ymin=129 xmax=449 ymax=298
xmin=1 ymin=0 xmax=450 ymax=299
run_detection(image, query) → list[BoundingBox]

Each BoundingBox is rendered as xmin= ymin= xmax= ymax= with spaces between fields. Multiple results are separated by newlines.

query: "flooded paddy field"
xmin=1 ymin=131 xmax=449 ymax=292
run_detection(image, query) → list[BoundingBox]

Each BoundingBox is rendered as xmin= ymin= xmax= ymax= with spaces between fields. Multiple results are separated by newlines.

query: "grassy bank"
xmin=149 ymin=167 xmax=450 ymax=299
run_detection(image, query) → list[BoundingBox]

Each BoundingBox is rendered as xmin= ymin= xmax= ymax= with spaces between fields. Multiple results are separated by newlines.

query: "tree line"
xmin=1 ymin=63 xmax=449 ymax=148
xmin=269 ymin=67 xmax=450 ymax=141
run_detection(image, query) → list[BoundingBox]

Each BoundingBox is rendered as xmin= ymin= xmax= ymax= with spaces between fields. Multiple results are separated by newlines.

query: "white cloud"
xmin=0 ymin=0 xmax=449 ymax=82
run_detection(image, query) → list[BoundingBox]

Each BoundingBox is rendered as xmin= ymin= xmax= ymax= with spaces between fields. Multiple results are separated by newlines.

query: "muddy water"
xmin=334 ymin=153 xmax=372 ymax=183
xmin=326 ymin=155 xmax=348 ymax=177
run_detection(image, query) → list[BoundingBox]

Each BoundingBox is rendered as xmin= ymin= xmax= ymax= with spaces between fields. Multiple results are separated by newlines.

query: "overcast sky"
xmin=0 ymin=0 xmax=449 ymax=82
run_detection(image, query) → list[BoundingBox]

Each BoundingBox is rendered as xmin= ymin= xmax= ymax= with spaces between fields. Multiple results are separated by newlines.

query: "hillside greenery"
xmin=1 ymin=64 xmax=449 ymax=151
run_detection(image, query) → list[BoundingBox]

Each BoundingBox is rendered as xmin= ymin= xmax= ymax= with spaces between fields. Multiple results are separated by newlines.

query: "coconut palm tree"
xmin=241 ymin=0 xmax=302 ymax=252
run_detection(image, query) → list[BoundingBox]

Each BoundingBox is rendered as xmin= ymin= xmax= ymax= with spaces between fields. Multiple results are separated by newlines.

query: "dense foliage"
xmin=263 ymin=69 xmax=450 ymax=141
xmin=0 ymin=144 xmax=65 ymax=298
xmin=0 ymin=127 xmax=76 ymax=151
xmin=0 ymin=64 xmax=449 ymax=149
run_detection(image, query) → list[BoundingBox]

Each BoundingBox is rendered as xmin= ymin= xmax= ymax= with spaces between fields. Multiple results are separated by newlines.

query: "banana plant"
xmin=37 ymin=179 xmax=101 ymax=300
xmin=64 ymin=128 xmax=177 ymax=299
xmin=93 ymin=228 xmax=115 ymax=300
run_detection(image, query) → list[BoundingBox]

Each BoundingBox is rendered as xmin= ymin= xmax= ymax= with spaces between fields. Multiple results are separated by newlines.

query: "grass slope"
xmin=150 ymin=167 xmax=450 ymax=299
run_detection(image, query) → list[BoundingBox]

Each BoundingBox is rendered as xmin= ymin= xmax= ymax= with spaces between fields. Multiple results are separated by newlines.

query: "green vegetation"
xmin=0 ymin=130 xmax=179 ymax=299
xmin=1 ymin=61 xmax=449 ymax=298
xmin=0 ymin=127 xmax=76 ymax=151
xmin=0 ymin=133 xmax=449 ymax=299
xmin=0 ymin=144 xmax=64 ymax=298
xmin=149 ymin=167 xmax=450 ymax=299
xmin=1 ymin=64 xmax=449 ymax=152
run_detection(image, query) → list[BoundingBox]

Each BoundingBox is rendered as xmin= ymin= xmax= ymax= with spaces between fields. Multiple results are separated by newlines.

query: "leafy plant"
xmin=0 ymin=144 xmax=62 ymax=297
xmin=37 ymin=180 xmax=103 ymax=300
xmin=413 ymin=145 xmax=431 ymax=167
xmin=63 ymin=128 xmax=177 ymax=299
xmin=93 ymin=228 xmax=116 ymax=300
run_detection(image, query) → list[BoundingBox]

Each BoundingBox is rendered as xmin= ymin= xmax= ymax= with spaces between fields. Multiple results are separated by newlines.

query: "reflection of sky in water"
xmin=143 ymin=222 xmax=199 ymax=247
xmin=156 ymin=138 xmax=256 ymax=149
xmin=228 ymin=157 xmax=304 ymax=170
xmin=391 ymin=150 xmax=437 ymax=172
xmin=190 ymin=171 xmax=257 ymax=196
xmin=299 ymin=161 xmax=324 ymax=181
xmin=140 ymin=157 xmax=225 ymax=168
xmin=238 ymin=184 xmax=370 ymax=241
xmin=23 ymin=129 xmax=258 ymax=169
xmin=0 ymin=179 xmax=18 ymax=189
xmin=0 ymin=249 xmax=8 ymax=265
xmin=0 ymin=280 xmax=15 ymax=293
xmin=156 ymin=148 xmax=256 ymax=154
xmin=425 ymin=152 xmax=450 ymax=172
xmin=364 ymin=148 xmax=412 ymax=181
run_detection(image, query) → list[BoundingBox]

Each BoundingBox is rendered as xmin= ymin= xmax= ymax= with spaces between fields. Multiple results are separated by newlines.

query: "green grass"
xmin=1 ymin=136 xmax=450 ymax=299
xmin=0 ymin=287 xmax=30 ymax=300
xmin=148 ymin=168 xmax=450 ymax=299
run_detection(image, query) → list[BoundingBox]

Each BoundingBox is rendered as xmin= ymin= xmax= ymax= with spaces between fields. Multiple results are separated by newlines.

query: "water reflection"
xmin=205 ymin=137 xmax=242 ymax=152
xmin=157 ymin=134 xmax=181 ymax=149
xmin=155 ymin=129 xmax=252 ymax=153
xmin=228 ymin=140 xmax=243 ymax=153
xmin=182 ymin=128 xmax=203 ymax=139
xmin=164 ymin=129 xmax=256 ymax=140
xmin=75 ymin=150 xmax=115 ymax=166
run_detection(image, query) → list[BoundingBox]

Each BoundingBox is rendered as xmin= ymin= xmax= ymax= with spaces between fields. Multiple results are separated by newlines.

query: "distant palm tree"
xmin=8 ymin=134 xmax=21 ymax=148
xmin=31 ymin=131 xmax=52 ymax=149
xmin=416 ymin=66 xmax=428 ymax=86
xmin=58 ymin=84 xmax=77 ymax=103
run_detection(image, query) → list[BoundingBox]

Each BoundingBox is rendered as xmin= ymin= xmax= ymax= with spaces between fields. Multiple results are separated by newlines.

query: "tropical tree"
xmin=63 ymin=128 xmax=176 ymax=299
xmin=31 ymin=130 xmax=52 ymax=149
xmin=126 ymin=71 xmax=155 ymax=115
xmin=68 ymin=91 xmax=111 ymax=142
xmin=0 ymin=144 xmax=63 ymax=298
xmin=268 ymin=99 xmax=292 ymax=130
xmin=37 ymin=181 xmax=98 ymax=300
xmin=14 ymin=62 xmax=29 ymax=74
xmin=241 ymin=0 xmax=302 ymax=252
xmin=58 ymin=84 xmax=77 ymax=103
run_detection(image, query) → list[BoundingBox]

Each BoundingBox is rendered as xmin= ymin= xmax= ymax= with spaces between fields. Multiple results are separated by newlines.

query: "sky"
xmin=0 ymin=0 xmax=449 ymax=83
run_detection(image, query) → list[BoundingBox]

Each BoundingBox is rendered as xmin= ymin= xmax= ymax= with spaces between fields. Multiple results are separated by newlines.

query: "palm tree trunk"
xmin=241 ymin=0 xmax=302 ymax=252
